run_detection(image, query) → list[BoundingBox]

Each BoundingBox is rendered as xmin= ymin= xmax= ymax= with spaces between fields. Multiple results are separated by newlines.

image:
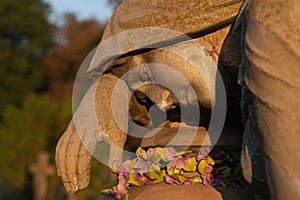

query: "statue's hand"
xmin=55 ymin=74 xmax=129 ymax=193
xmin=55 ymin=119 xmax=93 ymax=193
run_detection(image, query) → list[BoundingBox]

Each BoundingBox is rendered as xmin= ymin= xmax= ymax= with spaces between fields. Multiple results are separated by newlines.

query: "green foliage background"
xmin=0 ymin=0 xmax=118 ymax=199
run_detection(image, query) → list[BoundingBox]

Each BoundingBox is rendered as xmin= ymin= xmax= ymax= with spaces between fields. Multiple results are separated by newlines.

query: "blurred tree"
xmin=42 ymin=14 xmax=116 ymax=199
xmin=43 ymin=13 xmax=104 ymax=101
xmin=0 ymin=1 xmax=113 ymax=198
xmin=0 ymin=93 xmax=72 ymax=188
xmin=0 ymin=0 xmax=52 ymax=114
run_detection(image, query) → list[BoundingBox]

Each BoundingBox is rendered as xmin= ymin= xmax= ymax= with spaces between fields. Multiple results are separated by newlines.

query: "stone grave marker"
xmin=29 ymin=152 xmax=54 ymax=200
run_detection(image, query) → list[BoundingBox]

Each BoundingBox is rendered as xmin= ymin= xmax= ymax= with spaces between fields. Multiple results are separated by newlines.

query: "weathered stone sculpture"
xmin=235 ymin=0 xmax=300 ymax=199
xmin=55 ymin=0 xmax=243 ymax=194
xmin=55 ymin=0 xmax=300 ymax=199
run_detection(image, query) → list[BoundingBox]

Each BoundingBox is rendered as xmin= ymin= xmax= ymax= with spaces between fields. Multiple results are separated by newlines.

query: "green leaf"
xmin=216 ymin=166 xmax=231 ymax=177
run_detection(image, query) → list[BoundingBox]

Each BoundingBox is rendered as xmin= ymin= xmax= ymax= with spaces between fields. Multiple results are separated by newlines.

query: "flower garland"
xmin=101 ymin=147 xmax=246 ymax=200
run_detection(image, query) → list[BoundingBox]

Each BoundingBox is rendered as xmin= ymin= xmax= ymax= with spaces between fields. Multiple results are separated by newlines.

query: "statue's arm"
xmin=55 ymin=74 xmax=129 ymax=193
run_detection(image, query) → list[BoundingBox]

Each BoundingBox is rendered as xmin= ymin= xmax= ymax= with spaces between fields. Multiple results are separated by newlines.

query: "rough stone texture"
xmin=237 ymin=0 xmax=300 ymax=199
xmin=141 ymin=125 xmax=211 ymax=148
xmin=103 ymin=0 xmax=242 ymax=40
xmin=55 ymin=74 xmax=130 ymax=193
xmin=128 ymin=184 xmax=254 ymax=200
xmin=88 ymin=0 xmax=243 ymax=75
xmin=128 ymin=183 xmax=223 ymax=200
xmin=56 ymin=0 xmax=245 ymax=195
xmin=56 ymin=0 xmax=300 ymax=199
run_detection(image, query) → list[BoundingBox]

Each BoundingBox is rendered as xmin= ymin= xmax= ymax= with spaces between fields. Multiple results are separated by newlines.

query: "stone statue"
xmin=55 ymin=0 xmax=300 ymax=199
xmin=234 ymin=0 xmax=300 ymax=199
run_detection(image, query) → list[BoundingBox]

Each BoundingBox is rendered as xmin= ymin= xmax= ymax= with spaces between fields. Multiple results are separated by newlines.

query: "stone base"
xmin=128 ymin=183 xmax=254 ymax=200
xmin=128 ymin=183 xmax=222 ymax=200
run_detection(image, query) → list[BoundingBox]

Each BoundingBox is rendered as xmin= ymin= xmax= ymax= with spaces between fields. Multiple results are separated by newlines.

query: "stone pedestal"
xmin=128 ymin=184 xmax=254 ymax=200
xmin=128 ymin=183 xmax=223 ymax=200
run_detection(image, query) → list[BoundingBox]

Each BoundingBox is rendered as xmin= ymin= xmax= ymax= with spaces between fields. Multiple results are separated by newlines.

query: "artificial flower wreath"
xmin=101 ymin=146 xmax=246 ymax=200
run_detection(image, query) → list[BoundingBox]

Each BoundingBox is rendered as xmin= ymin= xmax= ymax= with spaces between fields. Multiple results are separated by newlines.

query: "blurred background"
xmin=0 ymin=0 xmax=122 ymax=199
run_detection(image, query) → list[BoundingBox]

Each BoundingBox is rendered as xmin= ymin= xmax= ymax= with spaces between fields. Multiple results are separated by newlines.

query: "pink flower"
xmin=201 ymin=166 xmax=215 ymax=186
xmin=167 ymin=156 xmax=187 ymax=169
xmin=106 ymin=160 xmax=132 ymax=199
xmin=106 ymin=182 xmax=127 ymax=200
xmin=204 ymin=166 xmax=213 ymax=174
xmin=202 ymin=173 xmax=214 ymax=185
xmin=165 ymin=175 xmax=180 ymax=185
xmin=201 ymin=168 xmax=226 ymax=186
xmin=183 ymin=177 xmax=194 ymax=185
xmin=166 ymin=147 xmax=195 ymax=169
xmin=134 ymin=173 xmax=154 ymax=185
xmin=118 ymin=160 xmax=131 ymax=180
xmin=114 ymin=172 xmax=128 ymax=199
xmin=197 ymin=147 xmax=211 ymax=161
xmin=165 ymin=147 xmax=177 ymax=161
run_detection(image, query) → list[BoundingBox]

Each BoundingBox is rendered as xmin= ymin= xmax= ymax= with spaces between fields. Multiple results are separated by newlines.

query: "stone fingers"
xmin=76 ymin=123 xmax=98 ymax=191
xmin=56 ymin=74 xmax=130 ymax=192
xmin=65 ymin=123 xmax=82 ymax=193
xmin=77 ymin=143 xmax=93 ymax=190
xmin=55 ymin=120 xmax=74 ymax=192
xmin=56 ymin=119 xmax=95 ymax=193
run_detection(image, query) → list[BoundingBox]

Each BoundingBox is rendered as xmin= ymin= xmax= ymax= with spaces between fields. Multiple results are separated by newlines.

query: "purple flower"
xmin=134 ymin=148 xmax=156 ymax=174
xmin=212 ymin=169 xmax=226 ymax=186
xmin=167 ymin=156 xmax=187 ymax=169
xmin=118 ymin=160 xmax=131 ymax=180
xmin=103 ymin=195 xmax=117 ymax=200
xmin=209 ymin=149 xmax=230 ymax=160
xmin=197 ymin=147 xmax=211 ymax=161
xmin=105 ymin=184 xmax=127 ymax=200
